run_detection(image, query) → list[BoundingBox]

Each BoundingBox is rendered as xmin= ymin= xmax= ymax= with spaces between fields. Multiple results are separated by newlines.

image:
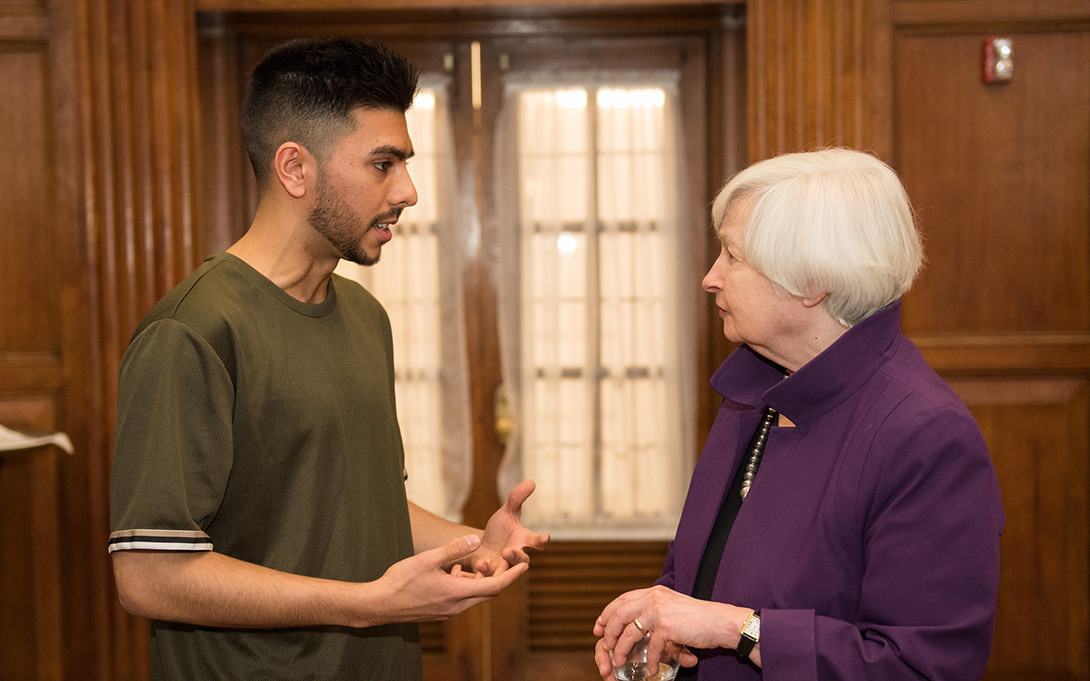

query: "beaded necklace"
xmin=739 ymin=405 xmax=777 ymax=501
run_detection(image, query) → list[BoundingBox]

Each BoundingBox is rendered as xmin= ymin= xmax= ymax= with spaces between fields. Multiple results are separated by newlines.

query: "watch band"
xmin=736 ymin=609 xmax=761 ymax=659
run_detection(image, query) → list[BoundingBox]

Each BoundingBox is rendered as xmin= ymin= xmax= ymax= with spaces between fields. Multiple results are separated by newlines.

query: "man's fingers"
xmin=433 ymin=534 xmax=480 ymax=568
xmin=532 ymin=531 xmax=551 ymax=549
xmin=450 ymin=565 xmax=479 ymax=580
xmin=494 ymin=560 xmax=528 ymax=586
xmin=502 ymin=534 xmax=549 ymax=566
xmin=474 ymin=558 xmax=492 ymax=575
xmin=501 ymin=547 xmax=525 ymax=564
xmin=505 ymin=479 xmax=537 ymax=512
xmin=465 ymin=561 xmax=526 ymax=597
xmin=517 ymin=532 xmax=550 ymax=553
xmin=474 ymin=556 xmax=506 ymax=576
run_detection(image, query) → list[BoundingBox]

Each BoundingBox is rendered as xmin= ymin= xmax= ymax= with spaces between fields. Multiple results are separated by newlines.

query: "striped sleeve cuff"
xmin=108 ymin=529 xmax=213 ymax=553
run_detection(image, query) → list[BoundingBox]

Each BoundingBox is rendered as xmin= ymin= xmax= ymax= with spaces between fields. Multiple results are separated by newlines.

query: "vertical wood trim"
xmin=61 ymin=1 xmax=114 ymax=679
xmin=61 ymin=1 xmax=202 ymax=679
xmin=867 ymin=0 xmax=893 ymax=159
xmin=30 ymin=448 xmax=63 ymax=681
xmin=747 ymin=0 xmax=892 ymax=160
xmin=195 ymin=15 xmax=248 ymax=253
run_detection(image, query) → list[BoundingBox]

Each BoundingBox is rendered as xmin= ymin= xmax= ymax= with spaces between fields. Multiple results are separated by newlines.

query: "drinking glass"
xmin=609 ymin=631 xmax=682 ymax=681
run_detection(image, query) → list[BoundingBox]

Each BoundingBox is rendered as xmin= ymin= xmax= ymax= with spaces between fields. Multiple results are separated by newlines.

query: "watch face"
xmin=743 ymin=614 xmax=760 ymax=639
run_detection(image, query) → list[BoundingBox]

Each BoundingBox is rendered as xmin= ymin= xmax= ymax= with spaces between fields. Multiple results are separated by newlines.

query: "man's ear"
xmin=272 ymin=142 xmax=312 ymax=199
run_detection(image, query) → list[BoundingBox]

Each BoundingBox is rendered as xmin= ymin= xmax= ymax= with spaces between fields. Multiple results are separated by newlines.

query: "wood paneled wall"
xmin=2 ymin=0 xmax=1088 ymax=679
xmin=890 ymin=4 xmax=1090 ymax=678
xmin=0 ymin=1 xmax=203 ymax=680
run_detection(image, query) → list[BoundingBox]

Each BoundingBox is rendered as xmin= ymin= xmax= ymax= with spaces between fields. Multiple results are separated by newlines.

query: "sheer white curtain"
xmin=335 ymin=77 xmax=472 ymax=521
xmin=495 ymin=72 xmax=696 ymax=539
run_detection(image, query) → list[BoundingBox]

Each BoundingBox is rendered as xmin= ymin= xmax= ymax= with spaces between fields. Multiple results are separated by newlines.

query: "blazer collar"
xmin=710 ymin=300 xmax=904 ymax=426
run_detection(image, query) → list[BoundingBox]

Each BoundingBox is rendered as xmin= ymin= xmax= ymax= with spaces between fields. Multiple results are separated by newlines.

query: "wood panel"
xmin=0 ymin=397 xmax=64 ymax=681
xmin=0 ymin=2 xmax=70 ymax=680
xmin=746 ymin=0 xmax=892 ymax=160
xmin=896 ymin=30 xmax=1090 ymax=337
xmin=951 ymin=379 xmax=1090 ymax=681
xmin=0 ymin=45 xmax=55 ymax=356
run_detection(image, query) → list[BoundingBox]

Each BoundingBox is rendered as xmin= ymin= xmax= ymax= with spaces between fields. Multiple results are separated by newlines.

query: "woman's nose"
xmin=703 ymin=255 xmax=724 ymax=292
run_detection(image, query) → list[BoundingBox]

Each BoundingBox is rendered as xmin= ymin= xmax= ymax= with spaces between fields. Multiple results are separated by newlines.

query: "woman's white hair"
xmin=711 ymin=147 xmax=924 ymax=327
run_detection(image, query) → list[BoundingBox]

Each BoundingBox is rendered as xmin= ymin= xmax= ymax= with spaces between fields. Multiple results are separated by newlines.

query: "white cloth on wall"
xmin=0 ymin=423 xmax=74 ymax=454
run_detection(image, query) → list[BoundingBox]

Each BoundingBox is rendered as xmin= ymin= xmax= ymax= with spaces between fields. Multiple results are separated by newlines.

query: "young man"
xmin=108 ymin=37 xmax=549 ymax=680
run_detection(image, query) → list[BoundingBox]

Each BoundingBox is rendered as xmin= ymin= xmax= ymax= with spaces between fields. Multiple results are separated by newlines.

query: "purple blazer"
xmin=658 ymin=301 xmax=1004 ymax=680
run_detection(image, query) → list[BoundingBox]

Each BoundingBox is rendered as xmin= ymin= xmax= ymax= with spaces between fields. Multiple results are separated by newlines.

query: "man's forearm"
xmin=111 ymin=533 xmax=524 ymax=631
xmin=407 ymin=501 xmax=480 ymax=556
xmin=112 ymin=550 xmax=384 ymax=629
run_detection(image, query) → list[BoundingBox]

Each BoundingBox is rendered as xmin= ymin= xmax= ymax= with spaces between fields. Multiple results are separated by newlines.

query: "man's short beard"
xmin=308 ymin=175 xmax=380 ymax=267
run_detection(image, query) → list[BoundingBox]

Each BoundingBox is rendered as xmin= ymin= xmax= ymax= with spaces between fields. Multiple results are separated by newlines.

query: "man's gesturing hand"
xmin=471 ymin=479 xmax=551 ymax=576
xmin=370 ymin=534 xmax=528 ymax=625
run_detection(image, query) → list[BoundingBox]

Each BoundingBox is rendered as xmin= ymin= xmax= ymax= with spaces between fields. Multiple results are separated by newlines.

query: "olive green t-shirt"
xmin=109 ymin=252 xmax=421 ymax=680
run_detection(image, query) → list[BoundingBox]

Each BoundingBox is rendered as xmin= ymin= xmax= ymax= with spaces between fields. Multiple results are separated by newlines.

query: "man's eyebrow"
xmin=370 ymin=144 xmax=415 ymax=161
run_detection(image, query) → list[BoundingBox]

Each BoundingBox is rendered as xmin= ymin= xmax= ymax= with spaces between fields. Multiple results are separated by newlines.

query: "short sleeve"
xmin=108 ymin=318 xmax=235 ymax=553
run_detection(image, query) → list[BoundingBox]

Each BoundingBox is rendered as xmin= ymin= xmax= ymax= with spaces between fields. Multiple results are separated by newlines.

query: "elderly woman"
xmin=594 ymin=148 xmax=1003 ymax=681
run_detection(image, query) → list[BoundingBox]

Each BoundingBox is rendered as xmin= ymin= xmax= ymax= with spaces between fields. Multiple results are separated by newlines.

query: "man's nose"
xmin=393 ymin=169 xmax=418 ymax=208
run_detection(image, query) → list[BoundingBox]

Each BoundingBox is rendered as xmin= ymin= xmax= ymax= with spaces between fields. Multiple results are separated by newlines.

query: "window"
xmin=495 ymin=74 xmax=697 ymax=539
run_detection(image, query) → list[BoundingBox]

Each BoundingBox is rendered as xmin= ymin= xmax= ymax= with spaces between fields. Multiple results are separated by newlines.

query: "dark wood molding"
xmin=892 ymin=0 xmax=1090 ymax=27
xmin=196 ymin=0 xmax=730 ymax=10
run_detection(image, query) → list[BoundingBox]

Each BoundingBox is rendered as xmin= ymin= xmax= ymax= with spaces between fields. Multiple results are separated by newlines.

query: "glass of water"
xmin=610 ymin=631 xmax=682 ymax=681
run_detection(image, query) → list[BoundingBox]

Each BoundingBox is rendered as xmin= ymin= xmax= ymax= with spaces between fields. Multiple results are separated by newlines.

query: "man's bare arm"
xmin=112 ymin=534 xmax=525 ymax=628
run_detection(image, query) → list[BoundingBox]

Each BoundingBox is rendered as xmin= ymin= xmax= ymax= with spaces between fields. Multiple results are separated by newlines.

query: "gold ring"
xmin=633 ymin=618 xmax=648 ymax=635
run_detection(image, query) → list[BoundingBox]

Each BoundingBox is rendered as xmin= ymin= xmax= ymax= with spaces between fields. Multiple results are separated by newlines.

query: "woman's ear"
xmin=272 ymin=142 xmax=311 ymax=199
xmin=799 ymin=291 xmax=829 ymax=308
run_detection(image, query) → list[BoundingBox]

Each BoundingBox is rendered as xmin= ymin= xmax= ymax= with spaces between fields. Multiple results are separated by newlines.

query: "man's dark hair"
xmin=241 ymin=37 xmax=419 ymax=191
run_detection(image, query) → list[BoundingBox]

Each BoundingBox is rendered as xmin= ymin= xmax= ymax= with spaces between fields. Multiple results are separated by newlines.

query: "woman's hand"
xmin=594 ymin=633 xmax=701 ymax=680
xmin=593 ymin=585 xmax=752 ymax=677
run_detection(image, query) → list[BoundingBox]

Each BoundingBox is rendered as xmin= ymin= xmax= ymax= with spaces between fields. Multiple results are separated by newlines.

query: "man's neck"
xmin=228 ymin=210 xmax=339 ymax=304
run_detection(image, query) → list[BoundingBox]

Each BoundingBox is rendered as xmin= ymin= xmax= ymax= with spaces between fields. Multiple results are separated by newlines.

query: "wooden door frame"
xmin=194 ymin=7 xmax=735 ymax=681
xmin=473 ymin=24 xmax=728 ymax=680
